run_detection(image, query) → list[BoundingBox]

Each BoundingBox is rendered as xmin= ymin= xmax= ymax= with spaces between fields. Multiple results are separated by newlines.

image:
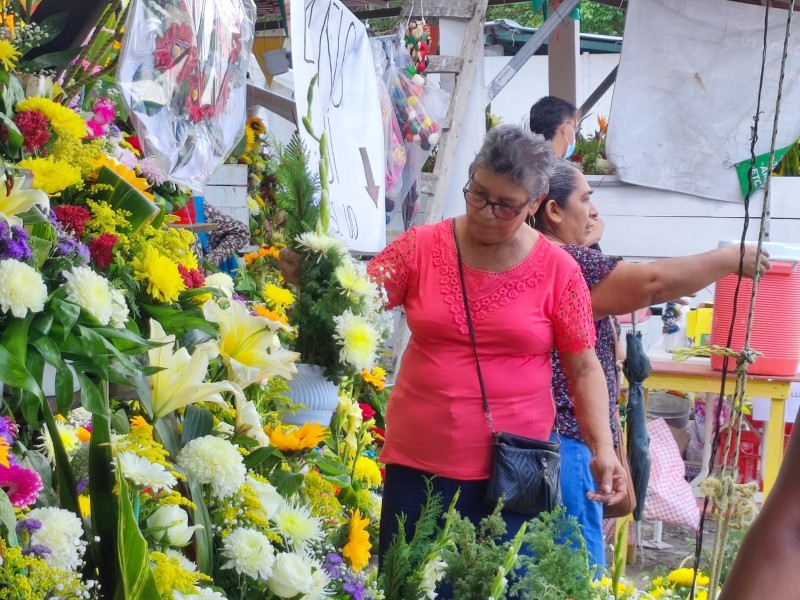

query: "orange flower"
xmin=265 ymin=422 xmax=328 ymax=452
xmin=342 ymin=509 xmax=371 ymax=571
xmin=597 ymin=115 xmax=608 ymax=135
xmin=361 ymin=367 xmax=386 ymax=391
xmin=129 ymin=415 xmax=153 ymax=435
xmin=76 ymin=427 xmax=91 ymax=443
xmin=244 ymin=252 xmax=260 ymax=265
xmin=252 ymin=304 xmax=287 ymax=325
xmin=0 ymin=440 xmax=10 ymax=468
xmin=91 ymin=154 xmax=154 ymax=201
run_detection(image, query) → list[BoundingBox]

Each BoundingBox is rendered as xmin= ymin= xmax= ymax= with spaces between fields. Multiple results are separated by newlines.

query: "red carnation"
xmin=88 ymin=233 xmax=118 ymax=269
xmin=52 ymin=205 xmax=91 ymax=239
xmin=358 ymin=403 xmax=376 ymax=421
xmin=177 ymin=264 xmax=205 ymax=288
xmin=13 ymin=110 xmax=51 ymax=153
xmin=126 ymin=135 xmax=142 ymax=154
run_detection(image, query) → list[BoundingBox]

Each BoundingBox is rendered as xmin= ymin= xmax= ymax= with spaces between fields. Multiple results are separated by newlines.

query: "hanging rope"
xmin=688 ymin=2 xmax=797 ymax=598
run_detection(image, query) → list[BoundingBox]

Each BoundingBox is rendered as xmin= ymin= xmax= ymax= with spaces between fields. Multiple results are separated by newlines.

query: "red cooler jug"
xmin=710 ymin=241 xmax=800 ymax=376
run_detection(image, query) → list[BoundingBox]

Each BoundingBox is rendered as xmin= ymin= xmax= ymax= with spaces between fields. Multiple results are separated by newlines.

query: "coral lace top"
xmin=367 ymin=219 xmax=595 ymax=480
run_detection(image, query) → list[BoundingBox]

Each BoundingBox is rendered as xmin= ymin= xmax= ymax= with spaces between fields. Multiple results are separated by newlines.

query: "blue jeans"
xmin=554 ymin=434 xmax=605 ymax=571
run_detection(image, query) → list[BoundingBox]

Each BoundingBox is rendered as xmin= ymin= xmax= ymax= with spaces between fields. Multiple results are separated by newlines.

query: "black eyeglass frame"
xmin=462 ymin=178 xmax=531 ymax=220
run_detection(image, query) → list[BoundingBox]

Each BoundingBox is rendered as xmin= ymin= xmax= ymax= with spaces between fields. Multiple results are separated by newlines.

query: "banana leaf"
xmin=114 ymin=471 xmax=160 ymax=600
xmin=96 ymin=166 xmax=159 ymax=232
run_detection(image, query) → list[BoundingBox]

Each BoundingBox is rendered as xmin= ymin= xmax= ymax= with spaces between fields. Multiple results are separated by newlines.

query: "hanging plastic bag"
xmin=385 ymin=60 xmax=449 ymax=212
xmin=116 ymin=0 xmax=256 ymax=192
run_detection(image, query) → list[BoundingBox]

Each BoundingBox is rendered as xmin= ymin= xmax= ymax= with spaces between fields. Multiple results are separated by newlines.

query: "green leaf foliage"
xmin=114 ymin=470 xmax=160 ymax=600
xmin=275 ymin=136 xmax=320 ymax=242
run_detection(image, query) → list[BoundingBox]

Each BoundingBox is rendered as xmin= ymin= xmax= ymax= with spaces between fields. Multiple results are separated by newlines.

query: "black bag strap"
xmin=452 ymin=218 xmax=495 ymax=434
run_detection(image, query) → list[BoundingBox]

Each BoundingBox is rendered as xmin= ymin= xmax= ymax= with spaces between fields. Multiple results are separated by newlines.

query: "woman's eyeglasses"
xmin=462 ymin=186 xmax=530 ymax=220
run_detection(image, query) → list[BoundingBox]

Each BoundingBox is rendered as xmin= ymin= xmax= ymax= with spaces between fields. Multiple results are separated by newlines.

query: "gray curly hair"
xmin=468 ymin=124 xmax=555 ymax=200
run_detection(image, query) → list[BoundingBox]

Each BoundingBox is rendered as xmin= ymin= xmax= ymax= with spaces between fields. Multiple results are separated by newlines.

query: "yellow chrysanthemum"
xmin=263 ymin=283 xmax=295 ymax=307
xmin=16 ymin=156 xmax=82 ymax=195
xmin=342 ymin=509 xmax=371 ymax=572
xmin=0 ymin=39 xmax=21 ymax=72
xmin=91 ymin=154 xmax=154 ymax=201
xmin=265 ymin=422 xmax=327 ymax=452
xmin=667 ymin=568 xmax=709 ymax=587
xmin=333 ymin=310 xmax=380 ymax=372
xmin=131 ymin=246 xmax=186 ymax=304
xmin=247 ymin=116 xmax=266 ymax=135
xmin=353 ymin=455 xmax=382 ymax=487
xmin=361 ymin=367 xmax=386 ymax=391
xmin=16 ymin=96 xmax=87 ymax=139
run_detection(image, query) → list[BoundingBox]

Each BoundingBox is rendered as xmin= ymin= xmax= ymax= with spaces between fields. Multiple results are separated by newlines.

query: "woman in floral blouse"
xmin=534 ymin=160 xmax=771 ymax=570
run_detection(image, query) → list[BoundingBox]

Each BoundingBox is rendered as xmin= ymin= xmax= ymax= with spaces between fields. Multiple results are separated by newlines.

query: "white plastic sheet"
xmin=607 ymin=0 xmax=800 ymax=202
xmin=116 ymin=0 xmax=256 ymax=191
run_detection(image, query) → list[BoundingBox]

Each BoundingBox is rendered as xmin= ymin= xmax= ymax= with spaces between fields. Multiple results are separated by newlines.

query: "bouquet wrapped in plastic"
xmin=116 ymin=0 xmax=256 ymax=191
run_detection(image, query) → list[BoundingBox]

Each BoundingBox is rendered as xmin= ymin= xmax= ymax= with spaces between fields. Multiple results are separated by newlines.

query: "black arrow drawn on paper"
xmin=359 ymin=147 xmax=380 ymax=207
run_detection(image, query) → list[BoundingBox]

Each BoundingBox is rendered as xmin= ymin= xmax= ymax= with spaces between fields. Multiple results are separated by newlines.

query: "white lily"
xmin=235 ymin=395 xmax=270 ymax=448
xmin=148 ymin=319 xmax=244 ymax=419
xmin=203 ymin=299 xmax=299 ymax=389
xmin=0 ymin=172 xmax=48 ymax=226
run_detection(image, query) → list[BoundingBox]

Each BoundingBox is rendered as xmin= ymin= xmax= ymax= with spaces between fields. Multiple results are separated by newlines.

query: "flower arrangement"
xmin=575 ymin=115 xmax=613 ymax=175
xmin=116 ymin=0 xmax=257 ymax=189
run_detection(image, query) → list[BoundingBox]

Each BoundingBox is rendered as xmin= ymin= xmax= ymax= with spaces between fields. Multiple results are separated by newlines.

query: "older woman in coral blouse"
xmin=366 ymin=125 xmax=626 ymax=561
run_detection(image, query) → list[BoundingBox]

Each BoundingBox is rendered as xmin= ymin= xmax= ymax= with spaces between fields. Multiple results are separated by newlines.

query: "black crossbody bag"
xmin=453 ymin=219 xmax=561 ymax=515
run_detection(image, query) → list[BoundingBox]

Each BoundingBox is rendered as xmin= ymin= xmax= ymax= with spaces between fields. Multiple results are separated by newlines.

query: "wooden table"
xmin=645 ymin=359 xmax=799 ymax=498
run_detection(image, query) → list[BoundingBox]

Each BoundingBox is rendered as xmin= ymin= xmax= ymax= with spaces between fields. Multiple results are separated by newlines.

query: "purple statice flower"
xmin=342 ymin=573 xmax=366 ymax=600
xmin=22 ymin=544 xmax=51 ymax=558
xmin=0 ymin=224 xmax=33 ymax=261
xmin=16 ymin=518 xmax=42 ymax=533
xmin=0 ymin=416 xmax=18 ymax=445
xmin=76 ymin=476 xmax=89 ymax=494
xmin=55 ymin=234 xmax=90 ymax=266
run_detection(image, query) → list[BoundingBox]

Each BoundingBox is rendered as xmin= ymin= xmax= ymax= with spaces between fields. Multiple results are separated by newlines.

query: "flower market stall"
xmin=0 ymin=0 xmax=786 ymax=598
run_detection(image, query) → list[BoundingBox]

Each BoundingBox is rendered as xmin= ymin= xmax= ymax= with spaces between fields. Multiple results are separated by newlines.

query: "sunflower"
xmin=91 ymin=154 xmax=155 ymax=201
xmin=265 ymin=422 xmax=327 ymax=452
xmin=16 ymin=97 xmax=87 ymax=139
xmin=0 ymin=39 xmax=21 ymax=72
xmin=16 ymin=156 xmax=82 ymax=195
xmin=247 ymin=116 xmax=266 ymax=135
xmin=244 ymin=126 xmax=256 ymax=154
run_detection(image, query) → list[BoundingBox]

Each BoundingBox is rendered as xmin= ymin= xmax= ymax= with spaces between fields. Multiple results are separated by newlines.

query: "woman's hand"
xmin=732 ymin=244 xmax=772 ymax=280
xmin=278 ymin=247 xmax=303 ymax=286
xmin=588 ymin=447 xmax=627 ymax=505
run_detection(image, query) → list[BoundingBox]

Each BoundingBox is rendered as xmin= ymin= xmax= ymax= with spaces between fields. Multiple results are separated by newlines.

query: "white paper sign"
xmin=607 ymin=0 xmax=800 ymax=202
xmin=291 ymin=0 xmax=386 ymax=252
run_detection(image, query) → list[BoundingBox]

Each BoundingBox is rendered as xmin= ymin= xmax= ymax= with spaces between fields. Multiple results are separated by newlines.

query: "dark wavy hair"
xmin=529 ymin=96 xmax=578 ymax=141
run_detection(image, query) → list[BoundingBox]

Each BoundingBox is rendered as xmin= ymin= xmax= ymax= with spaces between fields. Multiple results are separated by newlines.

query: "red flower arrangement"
xmin=52 ymin=205 xmax=91 ymax=238
xmin=88 ymin=232 xmax=119 ymax=269
xmin=177 ymin=263 xmax=205 ymax=288
xmin=13 ymin=110 xmax=51 ymax=154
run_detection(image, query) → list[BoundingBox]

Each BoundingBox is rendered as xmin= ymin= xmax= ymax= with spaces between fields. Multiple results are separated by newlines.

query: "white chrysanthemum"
xmin=268 ymin=552 xmax=314 ymax=598
xmin=301 ymin=558 xmax=333 ymax=600
xmin=114 ymin=451 xmax=177 ymax=493
xmin=220 ymin=527 xmax=275 ymax=582
xmin=295 ymin=232 xmax=348 ymax=256
xmin=335 ymin=262 xmax=371 ymax=299
xmin=204 ymin=272 xmax=235 ymax=298
xmin=27 ymin=506 xmax=86 ymax=572
xmin=0 ymin=259 xmax=47 ymax=318
xmin=177 ymin=436 xmax=246 ymax=498
xmin=174 ymin=587 xmax=228 ymax=600
xmin=109 ymin=287 xmax=129 ymax=328
xmin=164 ymin=549 xmax=197 ymax=573
xmin=39 ymin=422 xmax=82 ymax=464
xmin=63 ymin=265 xmax=114 ymax=325
xmin=247 ymin=197 xmax=260 ymax=214
xmin=333 ymin=309 xmax=379 ymax=372
xmin=272 ymin=503 xmax=324 ymax=551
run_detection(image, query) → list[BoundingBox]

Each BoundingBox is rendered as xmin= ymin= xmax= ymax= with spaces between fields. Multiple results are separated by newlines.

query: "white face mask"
xmin=563 ymin=124 xmax=576 ymax=159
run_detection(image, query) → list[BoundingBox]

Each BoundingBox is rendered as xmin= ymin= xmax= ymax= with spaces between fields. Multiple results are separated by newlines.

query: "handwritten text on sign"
xmin=291 ymin=0 xmax=386 ymax=253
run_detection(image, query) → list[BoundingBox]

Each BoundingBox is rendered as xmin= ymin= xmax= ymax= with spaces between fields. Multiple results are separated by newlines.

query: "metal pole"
xmin=579 ymin=65 xmax=618 ymax=117
xmin=485 ymin=0 xmax=581 ymax=102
